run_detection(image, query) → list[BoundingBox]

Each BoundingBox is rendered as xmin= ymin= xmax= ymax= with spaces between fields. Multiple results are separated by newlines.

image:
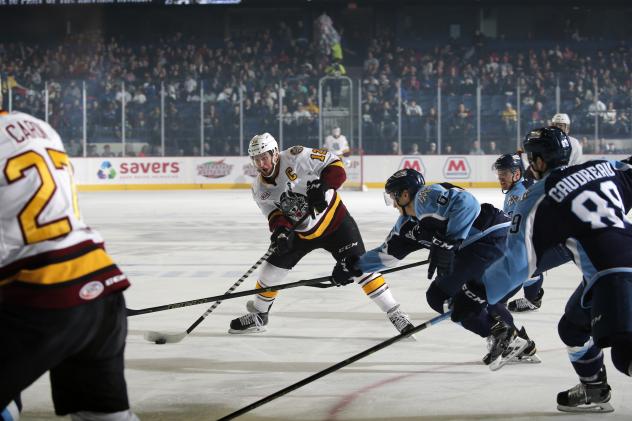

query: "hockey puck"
xmin=155 ymin=338 xmax=167 ymax=345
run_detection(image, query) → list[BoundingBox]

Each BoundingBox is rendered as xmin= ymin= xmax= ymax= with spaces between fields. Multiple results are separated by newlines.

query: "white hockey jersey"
xmin=568 ymin=135 xmax=583 ymax=165
xmin=0 ymin=110 xmax=129 ymax=308
xmin=252 ymin=146 xmax=346 ymax=240
xmin=323 ymin=134 xmax=350 ymax=157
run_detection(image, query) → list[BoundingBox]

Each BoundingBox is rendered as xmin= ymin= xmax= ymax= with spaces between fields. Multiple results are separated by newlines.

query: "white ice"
xmin=21 ymin=189 xmax=632 ymax=420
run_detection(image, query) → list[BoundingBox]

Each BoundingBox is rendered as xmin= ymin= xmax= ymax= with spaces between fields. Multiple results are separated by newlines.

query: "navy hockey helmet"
xmin=523 ymin=126 xmax=572 ymax=169
xmin=492 ymin=153 xmax=522 ymax=175
xmin=385 ymin=168 xmax=425 ymax=198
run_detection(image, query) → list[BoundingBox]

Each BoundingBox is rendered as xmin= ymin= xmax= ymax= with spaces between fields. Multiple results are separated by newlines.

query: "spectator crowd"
xmin=1 ymin=18 xmax=631 ymax=157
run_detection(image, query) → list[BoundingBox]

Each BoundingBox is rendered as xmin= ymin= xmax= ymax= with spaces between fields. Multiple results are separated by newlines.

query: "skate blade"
xmin=228 ymin=326 xmax=267 ymax=334
xmin=489 ymin=338 xmax=529 ymax=371
xmin=557 ymin=402 xmax=614 ymax=413
xmin=506 ymin=353 xmax=542 ymax=365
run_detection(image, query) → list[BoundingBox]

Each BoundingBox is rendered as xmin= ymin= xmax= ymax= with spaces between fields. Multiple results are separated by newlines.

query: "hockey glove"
xmin=331 ymin=255 xmax=363 ymax=286
xmin=621 ymin=156 xmax=632 ymax=165
xmin=427 ymin=233 xmax=460 ymax=279
xmin=271 ymin=226 xmax=295 ymax=255
xmin=450 ymin=280 xmax=487 ymax=322
xmin=306 ymin=179 xmax=329 ymax=216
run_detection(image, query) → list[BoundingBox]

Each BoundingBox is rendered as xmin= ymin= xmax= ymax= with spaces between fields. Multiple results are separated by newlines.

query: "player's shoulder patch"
xmin=289 ymin=146 xmax=304 ymax=155
xmin=417 ymin=187 xmax=432 ymax=203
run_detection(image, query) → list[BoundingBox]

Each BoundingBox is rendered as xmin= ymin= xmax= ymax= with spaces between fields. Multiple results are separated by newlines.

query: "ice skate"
xmin=229 ymin=311 xmax=268 ymax=334
xmin=557 ymin=367 xmax=613 ymax=413
xmin=506 ymin=327 xmax=542 ymax=365
xmin=482 ymin=319 xmax=529 ymax=371
xmin=508 ymin=289 xmax=543 ymax=312
xmin=387 ymin=305 xmax=416 ymax=340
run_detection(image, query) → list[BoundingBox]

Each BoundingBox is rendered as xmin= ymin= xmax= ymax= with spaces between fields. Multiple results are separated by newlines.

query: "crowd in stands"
xmin=1 ymin=18 xmax=632 ymax=157
xmin=363 ymin=28 xmax=632 ymax=155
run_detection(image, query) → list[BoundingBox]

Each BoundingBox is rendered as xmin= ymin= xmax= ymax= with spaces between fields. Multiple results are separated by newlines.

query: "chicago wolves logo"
xmin=275 ymin=182 xmax=310 ymax=222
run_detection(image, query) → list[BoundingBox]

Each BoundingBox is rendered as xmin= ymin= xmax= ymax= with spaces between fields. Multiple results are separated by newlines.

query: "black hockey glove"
xmin=450 ymin=280 xmax=487 ymax=322
xmin=306 ymin=179 xmax=329 ymax=216
xmin=427 ymin=233 xmax=460 ymax=279
xmin=271 ymin=226 xmax=295 ymax=255
xmin=331 ymin=255 xmax=363 ymax=286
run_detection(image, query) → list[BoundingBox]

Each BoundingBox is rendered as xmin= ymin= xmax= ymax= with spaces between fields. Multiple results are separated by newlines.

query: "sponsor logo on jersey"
xmin=197 ymin=160 xmax=233 ymax=178
xmin=260 ymin=191 xmax=271 ymax=200
xmin=79 ymin=281 xmax=104 ymax=300
xmin=97 ymin=161 xmax=117 ymax=179
xmin=443 ymin=157 xmax=470 ymax=178
xmin=399 ymin=157 xmax=425 ymax=174
xmin=243 ymin=162 xmax=258 ymax=177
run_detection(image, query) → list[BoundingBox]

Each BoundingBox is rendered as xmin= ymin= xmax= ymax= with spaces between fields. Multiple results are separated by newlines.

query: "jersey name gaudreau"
xmin=548 ymin=162 xmax=615 ymax=203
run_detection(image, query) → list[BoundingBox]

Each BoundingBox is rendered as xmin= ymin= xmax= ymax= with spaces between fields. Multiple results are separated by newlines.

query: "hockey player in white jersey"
xmin=323 ymin=127 xmax=350 ymax=159
xmin=229 ymin=133 xmax=413 ymax=334
xmin=0 ymin=91 xmax=137 ymax=420
xmin=551 ymin=113 xmax=583 ymax=165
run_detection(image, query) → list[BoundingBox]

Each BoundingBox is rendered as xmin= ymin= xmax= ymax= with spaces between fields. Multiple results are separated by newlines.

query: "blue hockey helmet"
xmin=523 ymin=126 xmax=571 ymax=169
xmin=385 ymin=168 xmax=425 ymax=198
xmin=492 ymin=153 xmax=522 ymax=175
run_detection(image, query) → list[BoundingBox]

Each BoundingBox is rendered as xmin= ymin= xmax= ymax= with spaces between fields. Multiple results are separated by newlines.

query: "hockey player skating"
xmin=0 ymin=90 xmax=137 ymax=419
xmin=228 ymin=133 xmax=414 ymax=334
xmin=493 ymin=154 xmax=545 ymax=312
xmin=331 ymin=168 xmax=539 ymax=370
xmin=451 ymin=126 xmax=632 ymax=413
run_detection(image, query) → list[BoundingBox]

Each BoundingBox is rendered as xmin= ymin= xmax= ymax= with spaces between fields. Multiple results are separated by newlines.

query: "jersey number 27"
xmin=5 ymin=149 xmax=79 ymax=244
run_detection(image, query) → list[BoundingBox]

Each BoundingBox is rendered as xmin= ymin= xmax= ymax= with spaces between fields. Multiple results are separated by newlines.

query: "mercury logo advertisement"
xmin=399 ymin=157 xmax=425 ymax=175
xmin=197 ymin=159 xmax=233 ymax=178
xmin=443 ymin=157 xmax=471 ymax=178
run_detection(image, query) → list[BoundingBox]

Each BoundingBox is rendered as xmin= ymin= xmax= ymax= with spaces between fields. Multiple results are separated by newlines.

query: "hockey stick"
xmin=143 ymin=213 xmax=310 ymax=344
xmin=126 ymin=259 xmax=429 ymax=317
xmin=143 ymin=247 xmax=275 ymax=344
xmin=218 ymin=311 xmax=451 ymax=421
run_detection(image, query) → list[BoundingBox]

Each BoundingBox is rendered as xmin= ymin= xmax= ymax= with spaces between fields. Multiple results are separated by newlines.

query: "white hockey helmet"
xmin=551 ymin=113 xmax=571 ymax=126
xmin=248 ymin=133 xmax=278 ymax=158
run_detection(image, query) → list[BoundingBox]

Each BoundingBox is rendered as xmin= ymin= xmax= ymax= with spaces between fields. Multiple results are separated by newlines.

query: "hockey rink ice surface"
xmin=21 ymin=189 xmax=632 ymax=421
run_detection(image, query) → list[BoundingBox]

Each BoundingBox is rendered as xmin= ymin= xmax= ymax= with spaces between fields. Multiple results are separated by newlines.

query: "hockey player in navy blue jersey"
xmin=332 ymin=168 xmax=539 ymax=370
xmin=493 ymin=154 xmax=545 ymax=312
xmin=451 ymin=126 xmax=632 ymax=413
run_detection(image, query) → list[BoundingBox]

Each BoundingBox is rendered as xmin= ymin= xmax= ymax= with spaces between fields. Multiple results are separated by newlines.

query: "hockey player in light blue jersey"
xmin=451 ymin=126 xmax=632 ymax=413
xmin=493 ymin=154 xmax=545 ymax=312
xmin=332 ymin=168 xmax=539 ymax=370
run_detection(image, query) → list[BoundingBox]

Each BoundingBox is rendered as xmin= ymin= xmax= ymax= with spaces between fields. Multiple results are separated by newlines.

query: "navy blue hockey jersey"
xmin=483 ymin=160 xmax=632 ymax=304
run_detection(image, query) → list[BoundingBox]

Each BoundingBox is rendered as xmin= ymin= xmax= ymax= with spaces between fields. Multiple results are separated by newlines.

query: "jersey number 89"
xmin=571 ymin=180 xmax=625 ymax=229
